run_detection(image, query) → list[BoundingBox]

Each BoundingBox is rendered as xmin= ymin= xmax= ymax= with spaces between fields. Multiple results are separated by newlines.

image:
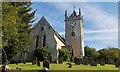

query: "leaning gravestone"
xmin=67 ymin=63 xmax=72 ymax=68
xmin=43 ymin=60 xmax=50 ymax=69
xmin=48 ymin=56 xmax=52 ymax=63
xmin=59 ymin=57 xmax=63 ymax=63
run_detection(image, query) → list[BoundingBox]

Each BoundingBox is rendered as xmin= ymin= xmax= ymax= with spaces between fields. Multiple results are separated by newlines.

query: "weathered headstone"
xmin=43 ymin=60 xmax=50 ymax=69
xmin=74 ymin=57 xmax=80 ymax=65
xmin=23 ymin=61 xmax=26 ymax=64
xmin=16 ymin=62 xmax=18 ymax=65
xmin=88 ymin=57 xmax=93 ymax=65
xmin=48 ymin=56 xmax=52 ymax=63
xmin=37 ymin=61 xmax=40 ymax=66
xmin=67 ymin=63 xmax=72 ymax=68
xmin=91 ymin=61 xmax=97 ymax=66
xmin=1 ymin=65 xmax=11 ymax=72
xmin=2 ymin=65 xmax=5 ymax=72
xmin=32 ymin=58 xmax=37 ymax=65
xmin=70 ymin=56 xmax=73 ymax=62
xmin=115 ymin=61 xmax=120 ymax=68
xmin=59 ymin=57 xmax=63 ymax=63
xmin=74 ymin=57 xmax=77 ymax=64
xmin=82 ymin=56 xmax=88 ymax=65
xmin=99 ymin=58 xmax=105 ymax=66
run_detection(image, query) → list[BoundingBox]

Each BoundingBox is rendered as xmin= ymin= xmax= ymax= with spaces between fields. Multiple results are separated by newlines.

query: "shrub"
xmin=34 ymin=47 xmax=50 ymax=61
xmin=59 ymin=48 xmax=71 ymax=61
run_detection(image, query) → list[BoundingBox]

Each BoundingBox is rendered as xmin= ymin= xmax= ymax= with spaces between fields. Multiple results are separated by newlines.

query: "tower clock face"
xmin=70 ymin=21 xmax=76 ymax=27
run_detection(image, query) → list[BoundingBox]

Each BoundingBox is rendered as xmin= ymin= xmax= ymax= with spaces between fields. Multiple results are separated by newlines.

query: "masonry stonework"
xmin=65 ymin=8 xmax=85 ymax=58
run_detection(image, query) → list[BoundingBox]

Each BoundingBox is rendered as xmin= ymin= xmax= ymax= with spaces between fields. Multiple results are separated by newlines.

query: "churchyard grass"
xmin=8 ymin=62 xmax=119 ymax=70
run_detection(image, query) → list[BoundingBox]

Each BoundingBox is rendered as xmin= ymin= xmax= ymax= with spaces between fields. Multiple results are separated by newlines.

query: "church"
xmin=12 ymin=8 xmax=85 ymax=63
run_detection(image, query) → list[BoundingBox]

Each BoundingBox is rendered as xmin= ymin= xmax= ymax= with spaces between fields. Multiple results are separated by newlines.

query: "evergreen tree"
xmin=14 ymin=2 xmax=35 ymax=52
xmin=2 ymin=2 xmax=35 ymax=62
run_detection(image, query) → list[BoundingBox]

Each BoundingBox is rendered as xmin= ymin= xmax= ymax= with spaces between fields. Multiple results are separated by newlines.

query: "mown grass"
xmin=8 ymin=62 xmax=119 ymax=70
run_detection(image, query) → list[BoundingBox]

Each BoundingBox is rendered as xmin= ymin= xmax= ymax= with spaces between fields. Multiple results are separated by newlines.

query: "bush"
xmin=59 ymin=48 xmax=71 ymax=61
xmin=34 ymin=47 xmax=50 ymax=61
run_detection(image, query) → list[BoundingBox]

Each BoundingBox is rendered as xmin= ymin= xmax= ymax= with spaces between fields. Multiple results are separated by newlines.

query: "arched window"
xmin=41 ymin=27 xmax=44 ymax=31
xmin=36 ymin=36 xmax=39 ymax=48
xmin=43 ymin=35 xmax=46 ymax=47
xmin=71 ymin=32 xmax=75 ymax=36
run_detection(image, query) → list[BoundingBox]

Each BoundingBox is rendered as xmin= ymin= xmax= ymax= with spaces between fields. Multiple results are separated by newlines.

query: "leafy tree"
xmin=13 ymin=2 xmax=35 ymax=52
xmin=34 ymin=47 xmax=50 ymax=61
xmin=2 ymin=2 xmax=35 ymax=63
xmin=2 ymin=2 xmax=19 ymax=62
xmin=98 ymin=47 xmax=120 ymax=64
xmin=59 ymin=48 xmax=71 ymax=61
xmin=84 ymin=46 xmax=99 ymax=61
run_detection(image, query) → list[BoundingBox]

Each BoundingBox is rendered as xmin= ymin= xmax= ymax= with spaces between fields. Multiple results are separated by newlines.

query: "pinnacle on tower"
xmin=65 ymin=10 xmax=67 ymax=17
xmin=70 ymin=6 xmax=77 ymax=17
xmin=73 ymin=6 xmax=75 ymax=11
xmin=79 ymin=8 xmax=81 ymax=16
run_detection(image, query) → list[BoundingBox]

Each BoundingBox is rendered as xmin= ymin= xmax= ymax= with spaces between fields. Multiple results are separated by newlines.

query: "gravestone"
xmin=91 ymin=61 xmax=97 ymax=66
xmin=74 ymin=57 xmax=80 ymax=65
xmin=48 ymin=56 xmax=52 ymax=63
xmin=16 ymin=62 xmax=18 ymax=65
xmin=88 ymin=57 xmax=93 ymax=65
xmin=32 ymin=58 xmax=37 ymax=65
xmin=67 ymin=63 xmax=72 ymax=68
xmin=70 ymin=56 xmax=73 ymax=62
xmin=23 ymin=61 xmax=26 ymax=64
xmin=115 ymin=61 xmax=120 ymax=68
xmin=43 ymin=60 xmax=50 ymax=69
xmin=59 ymin=57 xmax=63 ymax=63
xmin=74 ymin=57 xmax=77 ymax=64
xmin=82 ymin=56 xmax=88 ymax=65
xmin=37 ymin=61 xmax=40 ymax=66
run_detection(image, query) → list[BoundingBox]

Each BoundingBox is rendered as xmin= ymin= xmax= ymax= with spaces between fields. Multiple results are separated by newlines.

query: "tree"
xmin=13 ymin=2 xmax=35 ymax=52
xmin=2 ymin=2 xmax=35 ymax=63
xmin=2 ymin=2 xmax=19 ymax=62
xmin=84 ymin=46 xmax=99 ymax=61
xmin=98 ymin=47 xmax=120 ymax=64
xmin=34 ymin=47 xmax=50 ymax=61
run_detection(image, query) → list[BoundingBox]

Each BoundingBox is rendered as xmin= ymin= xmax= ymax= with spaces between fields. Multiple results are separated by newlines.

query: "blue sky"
xmin=31 ymin=2 xmax=118 ymax=50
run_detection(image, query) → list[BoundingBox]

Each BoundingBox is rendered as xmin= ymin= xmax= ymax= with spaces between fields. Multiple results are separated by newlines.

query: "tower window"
xmin=71 ymin=32 xmax=75 ymax=36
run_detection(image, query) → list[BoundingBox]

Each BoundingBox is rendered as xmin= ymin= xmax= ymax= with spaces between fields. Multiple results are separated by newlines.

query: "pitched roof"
xmin=32 ymin=16 xmax=66 ymax=45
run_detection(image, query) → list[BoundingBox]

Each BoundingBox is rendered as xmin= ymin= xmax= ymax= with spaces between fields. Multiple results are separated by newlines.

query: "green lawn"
xmin=8 ymin=62 xmax=119 ymax=70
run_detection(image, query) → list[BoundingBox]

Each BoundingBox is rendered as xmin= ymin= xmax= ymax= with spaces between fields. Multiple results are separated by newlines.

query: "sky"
xmin=31 ymin=2 xmax=118 ymax=50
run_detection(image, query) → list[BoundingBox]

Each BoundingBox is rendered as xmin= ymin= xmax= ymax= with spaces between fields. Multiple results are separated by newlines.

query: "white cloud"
xmin=31 ymin=2 xmax=118 ymax=49
xmin=50 ymin=2 xmax=118 ymax=41
xmin=31 ymin=0 xmax=119 ymax=2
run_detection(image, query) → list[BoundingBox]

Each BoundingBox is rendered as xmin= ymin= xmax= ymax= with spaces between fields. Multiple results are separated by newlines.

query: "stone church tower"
xmin=65 ymin=7 xmax=85 ymax=58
